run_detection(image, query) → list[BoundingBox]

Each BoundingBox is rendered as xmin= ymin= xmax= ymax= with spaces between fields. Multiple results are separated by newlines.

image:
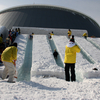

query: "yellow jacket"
xmin=68 ymin=31 xmax=72 ymax=36
xmin=64 ymin=44 xmax=80 ymax=63
xmin=0 ymin=37 xmax=3 ymax=43
xmin=83 ymin=33 xmax=88 ymax=37
xmin=1 ymin=46 xmax=17 ymax=63
xmin=50 ymin=33 xmax=54 ymax=35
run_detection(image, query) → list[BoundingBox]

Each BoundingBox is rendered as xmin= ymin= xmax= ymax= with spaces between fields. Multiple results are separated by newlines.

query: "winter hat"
xmin=10 ymin=42 xmax=17 ymax=47
xmin=13 ymin=42 xmax=17 ymax=47
xmin=70 ymin=38 xmax=75 ymax=42
xmin=72 ymin=35 xmax=74 ymax=38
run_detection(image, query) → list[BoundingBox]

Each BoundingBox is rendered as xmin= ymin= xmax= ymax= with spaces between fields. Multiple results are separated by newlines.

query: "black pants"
xmin=84 ymin=36 xmax=87 ymax=39
xmin=65 ymin=63 xmax=76 ymax=81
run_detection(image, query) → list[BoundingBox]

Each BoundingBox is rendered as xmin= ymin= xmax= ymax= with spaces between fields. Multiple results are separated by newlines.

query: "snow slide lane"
xmin=75 ymin=37 xmax=100 ymax=63
xmin=87 ymin=37 xmax=100 ymax=50
xmin=31 ymin=35 xmax=64 ymax=79
xmin=48 ymin=36 xmax=64 ymax=68
xmin=17 ymin=37 xmax=33 ymax=81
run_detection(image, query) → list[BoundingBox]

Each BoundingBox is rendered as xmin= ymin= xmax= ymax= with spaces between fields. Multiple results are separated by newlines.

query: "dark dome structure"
xmin=0 ymin=5 xmax=100 ymax=37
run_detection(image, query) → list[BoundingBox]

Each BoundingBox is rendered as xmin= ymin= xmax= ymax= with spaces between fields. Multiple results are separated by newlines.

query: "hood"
xmin=67 ymin=41 xmax=75 ymax=47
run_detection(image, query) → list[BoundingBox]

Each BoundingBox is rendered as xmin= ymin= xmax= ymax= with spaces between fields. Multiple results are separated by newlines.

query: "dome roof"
xmin=0 ymin=5 xmax=100 ymax=37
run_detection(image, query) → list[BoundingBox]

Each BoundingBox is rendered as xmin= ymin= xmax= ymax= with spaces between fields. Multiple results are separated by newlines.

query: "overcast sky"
xmin=0 ymin=0 xmax=100 ymax=26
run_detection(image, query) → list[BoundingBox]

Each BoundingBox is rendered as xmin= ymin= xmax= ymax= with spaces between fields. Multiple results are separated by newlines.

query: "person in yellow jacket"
xmin=67 ymin=29 xmax=72 ymax=39
xmin=64 ymin=38 xmax=80 ymax=81
xmin=49 ymin=31 xmax=54 ymax=39
xmin=50 ymin=31 xmax=54 ymax=36
xmin=83 ymin=33 xmax=88 ymax=39
xmin=1 ymin=42 xmax=18 ymax=83
xmin=50 ymin=31 xmax=54 ymax=37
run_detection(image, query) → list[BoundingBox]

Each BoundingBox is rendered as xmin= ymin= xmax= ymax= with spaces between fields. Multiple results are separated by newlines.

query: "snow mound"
xmin=31 ymin=62 xmax=64 ymax=79
xmin=84 ymin=70 xmax=100 ymax=79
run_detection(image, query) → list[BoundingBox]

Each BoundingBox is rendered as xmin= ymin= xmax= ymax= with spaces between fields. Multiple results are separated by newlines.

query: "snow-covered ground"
xmin=0 ymin=34 xmax=100 ymax=100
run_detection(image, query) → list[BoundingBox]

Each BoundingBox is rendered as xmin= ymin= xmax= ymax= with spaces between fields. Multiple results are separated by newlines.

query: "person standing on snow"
xmin=82 ymin=33 xmax=88 ymax=39
xmin=67 ymin=29 xmax=72 ymax=39
xmin=1 ymin=42 xmax=18 ymax=83
xmin=64 ymin=38 xmax=80 ymax=81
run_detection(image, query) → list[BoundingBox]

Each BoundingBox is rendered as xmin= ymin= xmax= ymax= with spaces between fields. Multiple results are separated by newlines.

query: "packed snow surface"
xmin=0 ymin=34 xmax=100 ymax=100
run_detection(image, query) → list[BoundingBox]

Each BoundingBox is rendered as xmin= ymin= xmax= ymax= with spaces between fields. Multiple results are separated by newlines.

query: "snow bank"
xmin=15 ymin=34 xmax=28 ymax=70
xmin=84 ymin=70 xmax=100 ymax=79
